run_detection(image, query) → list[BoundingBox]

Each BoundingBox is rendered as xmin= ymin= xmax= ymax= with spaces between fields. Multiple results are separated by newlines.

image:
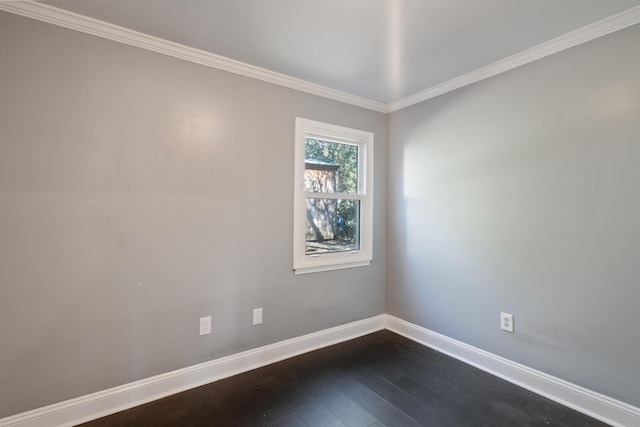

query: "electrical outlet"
xmin=501 ymin=312 xmax=514 ymax=333
xmin=199 ymin=316 xmax=211 ymax=335
xmin=253 ymin=308 xmax=263 ymax=325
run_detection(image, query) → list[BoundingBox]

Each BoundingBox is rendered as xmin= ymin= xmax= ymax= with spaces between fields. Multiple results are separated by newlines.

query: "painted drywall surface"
xmin=387 ymin=24 xmax=640 ymax=406
xmin=0 ymin=12 xmax=386 ymax=417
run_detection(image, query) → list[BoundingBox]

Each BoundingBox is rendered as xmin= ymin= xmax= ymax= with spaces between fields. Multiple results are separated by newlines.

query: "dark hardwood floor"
xmin=79 ymin=330 xmax=610 ymax=426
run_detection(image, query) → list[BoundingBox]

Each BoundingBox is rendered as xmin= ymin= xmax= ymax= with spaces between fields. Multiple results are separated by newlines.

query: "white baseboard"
xmin=0 ymin=315 xmax=386 ymax=427
xmin=3 ymin=314 xmax=638 ymax=427
xmin=385 ymin=314 xmax=640 ymax=427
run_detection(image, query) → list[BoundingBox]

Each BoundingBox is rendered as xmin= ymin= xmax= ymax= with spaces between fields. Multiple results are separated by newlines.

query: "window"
xmin=293 ymin=118 xmax=373 ymax=274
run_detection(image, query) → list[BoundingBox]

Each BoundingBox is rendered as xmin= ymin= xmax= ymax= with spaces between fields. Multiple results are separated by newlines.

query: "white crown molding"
xmin=385 ymin=315 xmax=640 ymax=427
xmin=0 ymin=315 xmax=386 ymax=427
xmin=0 ymin=0 xmax=388 ymax=113
xmin=1 ymin=1 xmax=639 ymax=114
xmin=387 ymin=5 xmax=640 ymax=112
xmin=2 ymin=2 xmax=640 ymax=114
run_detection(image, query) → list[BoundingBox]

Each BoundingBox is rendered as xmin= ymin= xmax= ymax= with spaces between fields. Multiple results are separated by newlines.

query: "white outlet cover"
xmin=501 ymin=312 xmax=514 ymax=333
xmin=199 ymin=316 xmax=211 ymax=335
xmin=253 ymin=308 xmax=263 ymax=325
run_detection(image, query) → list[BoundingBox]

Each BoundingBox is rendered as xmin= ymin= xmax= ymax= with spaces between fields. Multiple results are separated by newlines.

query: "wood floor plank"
xmin=356 ymin=333 xmax=570 ymax=427
xmin=371 ymin=362 xmax=490 ymax=426
xmin=296 ymin=370 xmax=380 ymax=427
xmin=269 ymin=413 xmax=309 ymax=427
xmin=315 ymin=338 xmax=453 ymax=427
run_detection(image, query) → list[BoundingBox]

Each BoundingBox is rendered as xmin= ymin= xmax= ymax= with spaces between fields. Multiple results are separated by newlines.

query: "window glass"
xmin=305 ymin=198 xmax=360 ymax=254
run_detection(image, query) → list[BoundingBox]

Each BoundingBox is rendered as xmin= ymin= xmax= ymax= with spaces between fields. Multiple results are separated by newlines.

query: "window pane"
xmin=304 ymin=138 xmax=358 ymax=193
xmin=305 ymin=198 xmax=360 ymax=254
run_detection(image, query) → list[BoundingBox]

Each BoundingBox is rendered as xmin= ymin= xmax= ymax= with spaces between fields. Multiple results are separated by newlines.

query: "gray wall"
xmin=0 ymin=12 xmax=387 ymax=417
xmin=3 ymin=5 xmax=640 ymax=419
xmin=387 ymin=24 xmax=640 ymax=406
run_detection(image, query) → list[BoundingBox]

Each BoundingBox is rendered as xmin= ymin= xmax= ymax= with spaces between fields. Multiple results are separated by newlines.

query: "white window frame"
xmin=293 ymin=117 xmax=374 ymax=275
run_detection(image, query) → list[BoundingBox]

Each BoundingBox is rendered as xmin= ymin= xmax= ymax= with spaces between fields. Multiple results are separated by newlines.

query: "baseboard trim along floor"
xmin=0 ymin=316 xmax=386 ymax=427
xmin=1 ymin=314 xmax=638 ymax=427
xmin=385 ymin=315 xmax=640 ymax=427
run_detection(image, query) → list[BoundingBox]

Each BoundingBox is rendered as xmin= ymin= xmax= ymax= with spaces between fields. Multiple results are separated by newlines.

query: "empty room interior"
xmin=1 ymin=1 xmax=639 ymax=426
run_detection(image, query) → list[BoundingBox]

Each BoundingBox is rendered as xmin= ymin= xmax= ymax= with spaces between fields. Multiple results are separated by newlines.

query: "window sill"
xmin=293 ymin=259 xmax=371 ymax=275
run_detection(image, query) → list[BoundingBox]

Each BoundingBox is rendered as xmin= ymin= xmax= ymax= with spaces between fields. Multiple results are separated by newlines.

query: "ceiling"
xmin=17 ymin=0 xmax=640 ymax=107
